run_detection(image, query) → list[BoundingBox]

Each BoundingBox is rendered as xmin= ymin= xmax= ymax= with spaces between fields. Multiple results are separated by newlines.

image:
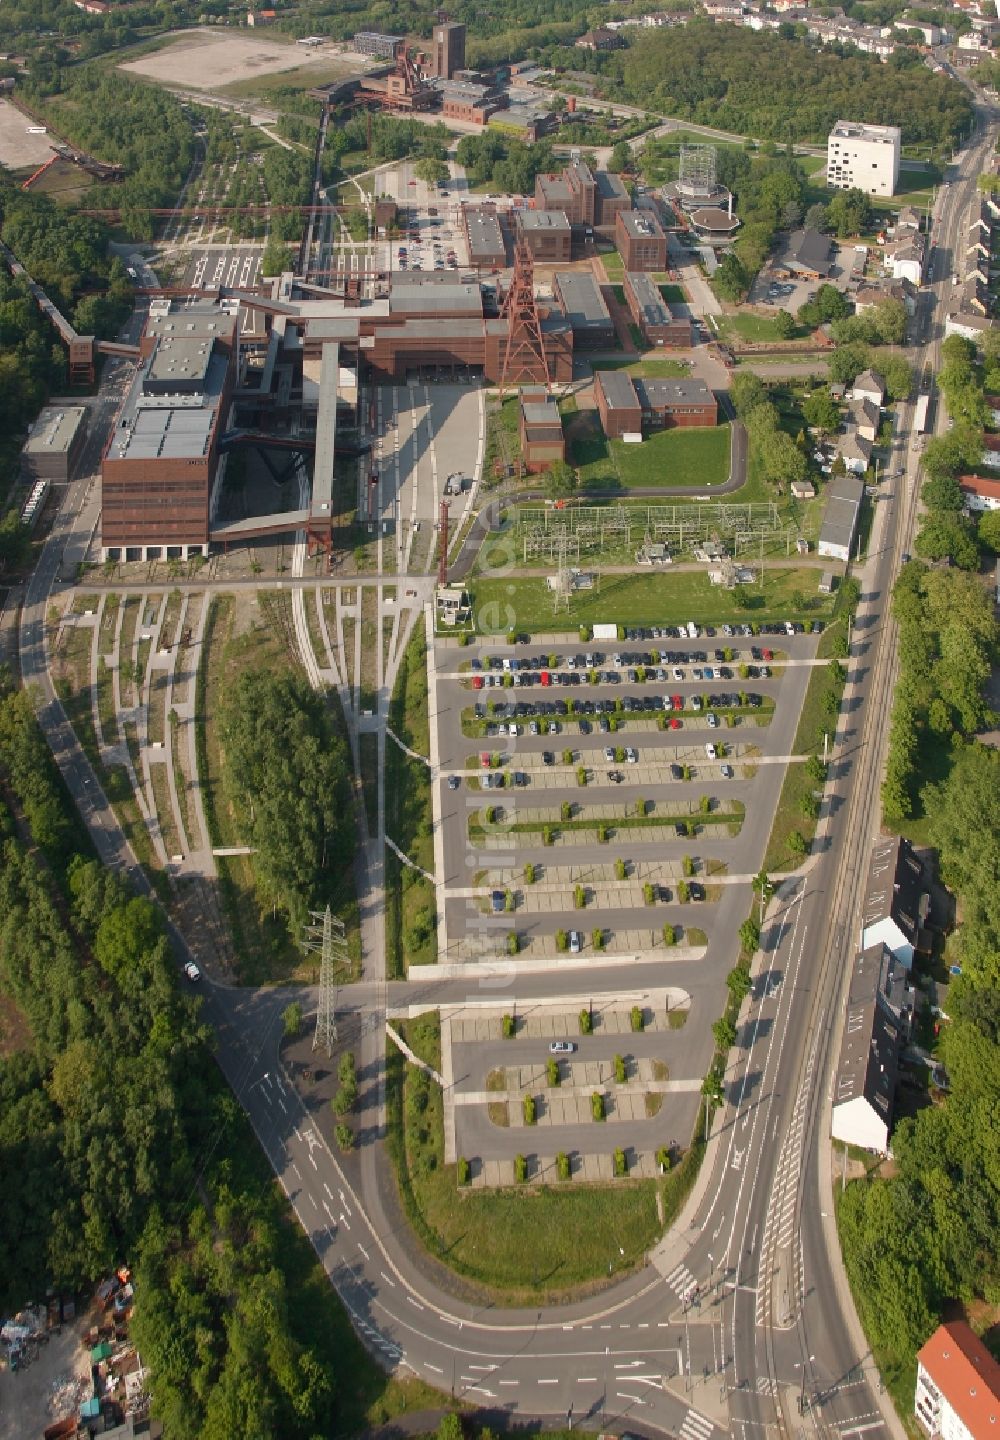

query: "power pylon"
xmin=301 ymin=906 xmax=349 ymax=1056
xmin=498 ymin=239 xmax=550 ymax=398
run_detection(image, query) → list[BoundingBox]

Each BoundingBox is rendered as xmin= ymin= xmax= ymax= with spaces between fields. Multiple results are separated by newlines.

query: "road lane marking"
xmin=426 ymin=1363 xmax=443 ymax=1375
xmin=381 ymin=1270 xmax=396 ymax=1287
xmin=324 ymin=1183 xmax=333 ymax=1198
xmin=499 ymin=1380 xmax=519 ymax=1387
xmin=537 ymin=1379 xmax=559 ymax=1386
xmin=291 ymin=1163 xmax=302 ymax=1179
xmin=406 ymin=1296 xmax=424 ymax=1310
xmin=358 ymin=1244 xmax=370 ymax=1260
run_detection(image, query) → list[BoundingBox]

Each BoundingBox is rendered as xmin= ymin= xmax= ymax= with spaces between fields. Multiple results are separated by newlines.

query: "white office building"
xmin=827 ymin=120 xmax=901 ymax=196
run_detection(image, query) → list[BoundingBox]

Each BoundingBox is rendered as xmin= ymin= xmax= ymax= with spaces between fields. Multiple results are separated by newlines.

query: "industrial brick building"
xmin=595 ymin=371 xmax=717 ymax=437
xmin=552 ymin=270 xmax=614 ymax=349
xmin=615 ymin=210 xmax=667 ymax=272
xmin=637 ymin=377 xmax=717 ymax=428
xmin=594 ymin=369 xmax=643 ymax=440
xmin=518 ymin=388 xmax=566 ymax=472
xmin=462 ymin=207 xmax=506 ymax=269
xmin=535 ymin=159 xmax=596 ymax=227
xmin=101 ymin=264 xmax=575 ymax=557
xmin=516 ymin=210 xmax=572 ymax=263
xmin=429 ymin=21 xmax=465 ymax=79
xmin=21 ymin=405 xmax=88 ymax=483
xmin=594 ymin=170 xmax=631 ymax=228
xmin=440 ymin=78 xmax=506 ymax=125
xmin=622 ymin=270 xmax=691 ymax=348
xmin=101 ymin=300 xmax=237 ymax=560
xmin=534 ymin=158 xmax=631 ymax=231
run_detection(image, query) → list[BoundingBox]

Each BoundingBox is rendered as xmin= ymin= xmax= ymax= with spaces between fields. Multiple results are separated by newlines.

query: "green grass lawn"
xmin=592 ymin=356 xmax=691 ymax=379
xmin=470 ymin=566 xmax=836 ymax=634
xmin=660 ymin=282 xmax=687 ymax=304
xmin=601 ymin=250 xmax=625 ymax=280
xmin=566 ymin=411 xmax=731 ymax=490
xmin=716 ymin=312 xmax=806 ymax=343
xmin=763 ymin=619 xmax=848 ymax=871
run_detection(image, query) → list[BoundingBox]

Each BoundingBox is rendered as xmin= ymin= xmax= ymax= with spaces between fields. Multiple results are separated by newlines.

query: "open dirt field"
xmin=120 ymin=29 xmax=344 ymax=91
xmin=0 ymin=99 xmax=54 ymax=170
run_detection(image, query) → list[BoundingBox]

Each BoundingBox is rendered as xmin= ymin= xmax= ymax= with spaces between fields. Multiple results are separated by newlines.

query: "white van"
xmin=686 ymin=621 xmax=699 ymax=639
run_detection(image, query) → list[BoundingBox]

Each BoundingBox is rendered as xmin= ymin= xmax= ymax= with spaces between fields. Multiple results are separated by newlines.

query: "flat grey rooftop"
xmin=625 ymin=271 xmax=671 ymax=327
xmin=519 ymin=210 xmax=570 ymax=232
xmin=311 ymin=342 xmax=338 ymax=523
xmin=553 ymin=270 xmax=611 ymax=328
xmin=23 ymin=405 xmax=87 ymax=455
xmin=596 ymin=369 xmax=639 ymax=409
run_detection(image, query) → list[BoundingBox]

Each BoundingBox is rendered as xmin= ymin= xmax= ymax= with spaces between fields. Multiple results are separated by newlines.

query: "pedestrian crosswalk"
xmin=679 ymin=1407 xmax=715 ymax=1440
xmin=665 ymin=1262 xmax=700 ymax=1304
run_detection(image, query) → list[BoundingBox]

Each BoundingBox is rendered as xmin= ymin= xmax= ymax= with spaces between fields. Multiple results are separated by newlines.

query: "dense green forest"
xmin=456 ymin=131 xmax=557 ymax=194
xmin=0 ymin=177 xmax=130 ymax=556
xmin=581 ymin=24 xmax=973 ymax=149
xmin=218 ymin=670 xmax=354 ymax=933
xmin=19 ymin=67 xmax=195 ymax=238
xmin=0 ymin=669 xmax=401 ymax=1435
xmin=840 ymin=744 xmax=1000 ymax=1400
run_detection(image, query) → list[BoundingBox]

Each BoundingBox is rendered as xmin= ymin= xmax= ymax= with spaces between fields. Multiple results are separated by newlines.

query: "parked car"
xmin=183 ymin=961 xmax=201 ymax=982
xmin=549 ymin=1040 xmax=575 ymax=1054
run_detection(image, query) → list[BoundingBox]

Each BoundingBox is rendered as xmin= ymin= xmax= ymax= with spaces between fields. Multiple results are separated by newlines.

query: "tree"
xmin=282 ymin=1003 xmax=303 ymax=1039
xmin=729 ymin=371 xmax=767 ymax=418
xmin=608 ymin=140 xmax=631 ymax=174
xmin=727 ymin=965 xmax=752 ymax=1003
xmin=826 ymin=187 xmax=872 ymax=238
xmin=881 ymin=353 xmax=914 ymax=403
xmin=977 ymin=508 xmax=1000 ymax=553
xmin=773 ymin=310 xmax=795 ymax=339
xmin=828 ymin=342 xmax=872 ymax=386
xmin=804 ymin=201 xmax=828 ymax=231
xmin=739 ymin=917 xmax=760 ymax=955
xmin=802 ymin=388 xmax=841 ymax=432
xmin=922 ymin=472 xmax=965 ymax=513
xmin=415 ymin=157 xmax=449 ymax=185
xmin=872 ymin=298 xmax=907 ymax=346
xmin=545 ymin=459 xmax=577 ymax=500
xmin=218 ymin=671 xmax=353 ymax=933
xmin=713 ymin=1017 xmax=737 ymax=1051
xmin=714 ymin=252 xmax=749 ymax=302
xmin=262 ymin=238 xmax=292 ymax=277
xmin=914 ymin=512 xmax=979 ymax=570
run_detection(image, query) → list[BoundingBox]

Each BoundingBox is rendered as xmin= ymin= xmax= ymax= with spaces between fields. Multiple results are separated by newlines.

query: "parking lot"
xmin=431 ymin=620 xmax=819 ymax=967
xmin=179 ymin=246 xmax=263 ymax=291
xmin=425 ymin=616 xmax=819 ymax=1183
xmin=375 ymin=159 xmax=470 ymax=274
xmin=439 ymin=996 xmax=705 ymax=1183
